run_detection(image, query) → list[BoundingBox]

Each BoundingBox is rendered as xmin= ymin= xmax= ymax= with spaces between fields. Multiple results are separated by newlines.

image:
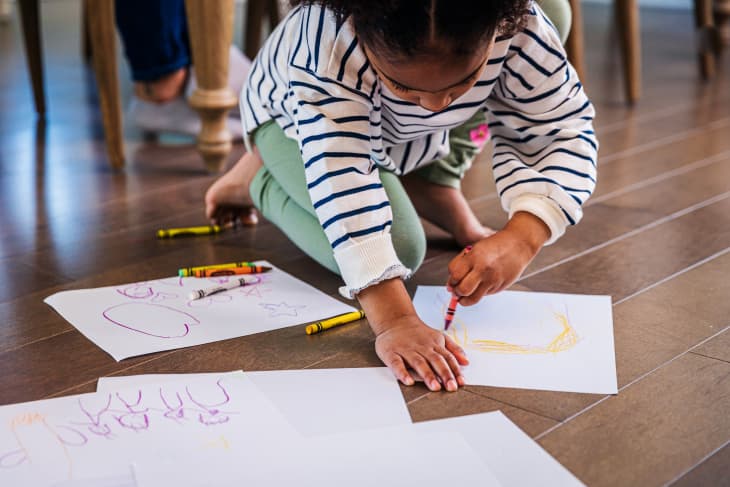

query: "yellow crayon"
xmin=305 ymin=310 xmax=365 ymax=335
xmin=157 ymin=225 xmax=223 ymax=239
xmin=178 ymin=262 xmax=257 ymax=277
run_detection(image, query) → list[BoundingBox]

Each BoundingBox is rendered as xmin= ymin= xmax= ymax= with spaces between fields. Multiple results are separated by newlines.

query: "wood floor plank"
xmin=406 ymin=389 xmax=558 ymax=438
xmin=669 ymin=443 xmax=730 ymax=487
xmin=691 ymin=328 xmax=730 ymax=363
xmin=537 ymin=354 xmax=730 ymax=487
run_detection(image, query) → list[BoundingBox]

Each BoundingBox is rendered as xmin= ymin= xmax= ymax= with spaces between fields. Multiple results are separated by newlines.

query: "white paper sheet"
xmin=414 ymin=411 xmax=584 ymax=486
xmin=413 ymin=287 xmax=617 ymax=394
xmin=0 ymin=372 xmax=288 ymax=487
xmin=134 ymin=425 xmax=502 ymax=487
xmin=98 ymin=368 xmax=411 ymax=437
xmin=45 ymin=261 xmax=355 ymax=361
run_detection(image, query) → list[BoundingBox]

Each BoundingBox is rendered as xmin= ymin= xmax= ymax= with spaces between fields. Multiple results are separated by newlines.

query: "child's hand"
xmin=447 ymin=212 xmax=551 ymax=306
xmin=374 ymin=316 xmax=469 ymax=392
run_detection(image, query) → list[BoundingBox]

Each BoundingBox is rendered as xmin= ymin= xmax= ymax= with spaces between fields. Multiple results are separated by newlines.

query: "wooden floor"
xmin=1 ymin=2 xmax=730 ymax=485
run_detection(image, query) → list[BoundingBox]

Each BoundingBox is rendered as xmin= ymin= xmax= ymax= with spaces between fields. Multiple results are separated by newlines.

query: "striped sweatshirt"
xmin=242 ymin=3 xmax=598 ymax=298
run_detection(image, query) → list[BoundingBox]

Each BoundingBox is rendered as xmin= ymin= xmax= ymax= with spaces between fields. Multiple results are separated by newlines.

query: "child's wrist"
xmin=504 ymin=211 xmax=551 ymax=257
xmin=356 ymin=278 xmax=418 ymax=336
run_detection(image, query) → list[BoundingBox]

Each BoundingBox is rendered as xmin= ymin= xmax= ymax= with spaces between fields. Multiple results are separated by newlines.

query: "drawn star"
xmin=239 ymin=285 xmax=272 ymax=298
xmin=258 ymin=301 xmax=306 ymax=317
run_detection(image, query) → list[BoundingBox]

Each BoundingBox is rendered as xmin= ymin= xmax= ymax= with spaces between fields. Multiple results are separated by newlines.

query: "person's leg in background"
xmin=114 ymin=0 xmax=251 ymax=137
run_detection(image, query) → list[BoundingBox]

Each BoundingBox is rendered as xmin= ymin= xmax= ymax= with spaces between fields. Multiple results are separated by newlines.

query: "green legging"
xmin=249 ymin=112 xmax=486 ymax=276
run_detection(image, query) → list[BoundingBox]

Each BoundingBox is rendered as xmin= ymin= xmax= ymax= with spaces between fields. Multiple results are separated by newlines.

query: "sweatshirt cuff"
xmin=333 ymin=233 xmax=412 ymax=299
xmin=508 ymin=194 xmax=569 ymax=246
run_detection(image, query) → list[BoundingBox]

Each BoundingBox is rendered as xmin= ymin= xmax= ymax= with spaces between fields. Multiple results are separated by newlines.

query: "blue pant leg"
xmin=114 ymin=0 xmax=191 ymax=81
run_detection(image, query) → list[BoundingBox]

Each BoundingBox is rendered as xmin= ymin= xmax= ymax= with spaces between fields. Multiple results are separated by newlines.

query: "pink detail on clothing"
xmin=469 ymin=124 xmax=490 ymax=147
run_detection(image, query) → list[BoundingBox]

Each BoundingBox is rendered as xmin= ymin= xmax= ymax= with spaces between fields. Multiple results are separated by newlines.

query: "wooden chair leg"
xmin=695 ymin=0 xmax=717 ymax=79
xmin=17 ymin=0 xmax=46 ymax=117
xmin=81 ymin=0 xmax=93 ymax=64
xmin=615 ymin=0 xmax=642 ymax=104
xmin=716 ymin=0 xmax=730 ymax=52
xmin=244 ymin=0 xmax=267 ymax=59
xmin=185 ymin=0 xmax=238 ymax=173
xmin=86 ymin=0 xmax=125 ymax=169
xmin=565 ymin=0 xmax=586 ymax=82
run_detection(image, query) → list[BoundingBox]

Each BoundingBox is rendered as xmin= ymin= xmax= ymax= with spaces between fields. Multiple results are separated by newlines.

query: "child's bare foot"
xmin=205 ymin=149 xmax=263 ymax=226
xmin=402 ymin=174 xmax=495 ymax=247
xmin=134 ymin=67 xmax=188 ymax=103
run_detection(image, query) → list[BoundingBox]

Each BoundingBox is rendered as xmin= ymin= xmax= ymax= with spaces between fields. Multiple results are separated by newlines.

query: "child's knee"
xmin=394 ymin=226 xmax=427 ymax=272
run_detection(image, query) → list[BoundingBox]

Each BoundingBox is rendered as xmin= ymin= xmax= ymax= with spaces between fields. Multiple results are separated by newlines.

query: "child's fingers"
xmin=381 ymin=352 xmax=414 ymax=386
xmin=434 ymin=346 xmax=464 ymax=387
xmin=458 ymin=279 xmax=494 ymax=306
xmin=405 ymin=353 xmax=441 ymax=392
xmin=425 ymin=351 xmax=458 ymax=392
xmin=446 ymin=253 xmax=473 ymax=289
xmin=444 ymin=335 xmax=469 ymax=365
xmin=452 ymin=269 xmax=485 ymax=299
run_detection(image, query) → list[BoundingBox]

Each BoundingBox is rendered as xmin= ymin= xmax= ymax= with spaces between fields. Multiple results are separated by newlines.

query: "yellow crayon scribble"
xmin=203 ymin=435 xmax=231 ymax=450
xmin=9 ymin=412 xmax=74 ymax=480
xmin=446 ymin=310 xmax=578 ymax=355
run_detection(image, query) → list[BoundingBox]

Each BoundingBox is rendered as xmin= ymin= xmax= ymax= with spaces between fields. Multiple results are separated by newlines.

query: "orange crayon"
xmin=192 ymin=266 xmax=272 ymax=278
xmin=444 ymin=245 xmax=472 ymax=331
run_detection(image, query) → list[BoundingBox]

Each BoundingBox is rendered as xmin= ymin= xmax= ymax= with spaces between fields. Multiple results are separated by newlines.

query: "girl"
xmin=206 ymin=0 xmax=597 ymax=392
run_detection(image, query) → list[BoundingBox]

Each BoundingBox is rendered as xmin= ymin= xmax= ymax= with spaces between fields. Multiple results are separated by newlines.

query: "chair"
xmin=16 ymin=0 xmax=280 ymax=172
xmin=565 ymin=0 xmax=723 ymax=105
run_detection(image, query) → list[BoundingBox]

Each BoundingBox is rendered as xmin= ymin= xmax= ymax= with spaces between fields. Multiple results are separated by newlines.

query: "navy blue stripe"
xmin=331 ymin=220 xmax=393 ymax=249
xmin=539 ymin=165 xmax=596 ymax=182
xmin=381 ymin=93 xmax=418 ymax=107
xmin=313 ymin=7 xmax=326 ymax=70
xmin=301 ymin=131 xmax=371 ymax=146
xmin=356 ymin=59 xmax=370 ymax=91
xmin=290 ymin=80 xmax=333 ymax=97
xmin=246 ymin=88 xmax=260 ymax=125
xmin=296 ymin=70 xmax=371 ymax=102
xmin=475 ymin=74 xmax=500 ymax=87
xmin=399 ymin=141 xmax=413 ymax=173
xmin=304 ymin=151 xmax=370 ymax=169
xmin=291 ymin=8 xmax=306 ymax=65
xmin=333 ymin=115 xmax=371 ymax=124
xmin=298 ymin=97 xmax=351 ymax=107
xmin=503 ymin=63 xmax=534 ymax=90
xmin=493 ymin=147 xmax=596 ymax=168
xmin=506 ymin=69 xmax=571 ymax=105
xmin=494 ymin=165 xmax=528 ymax=185
xmin=304 ymin=7 xmax=313 ymax=69
xmin=298 ymin=113 xmax=325 ymax=125
xmin=313 ymin=183 xmax=384 ymax=209
xmin=495 ymin=133 xmax=597 ymax=154
xmin=307 ymin=166 xmax=370 ymax=189
xmin=491 ymin=100 xmax=592 ymax=125
xmin=322 ymin=201 xmax=391 ymax=229
xmin=561 ymin=207 xmax=577 ymax=225
xmin=337 ymin=38 xmax=358 ymax=81
xmin=416 ymin=134 xmax=433 ymax=166
xmin=498 ymin=177 xmax=591 ymax=198
xmin=508 ymin=46 xmax=552 ymax=77
xmin=522 ymin=28 xmax=565 ymax=61
xmin=487 ymin=56 xmax=506 ymax=65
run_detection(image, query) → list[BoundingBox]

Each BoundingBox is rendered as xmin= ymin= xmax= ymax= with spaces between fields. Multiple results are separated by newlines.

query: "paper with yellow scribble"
xmin=414 ymin=287 xmax=617 ymax=394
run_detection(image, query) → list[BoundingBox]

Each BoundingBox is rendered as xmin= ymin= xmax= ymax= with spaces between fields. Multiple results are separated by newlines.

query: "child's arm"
xmin=447 ymin=211 xmax=550 ymax=304
xmin=357 ymin=277 xmax=469 ymax=392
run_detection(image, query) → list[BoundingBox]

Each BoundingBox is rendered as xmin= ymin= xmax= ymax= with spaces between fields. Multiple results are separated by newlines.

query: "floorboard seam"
xmin=533 ymin=324 xmax=730 ymax=441
xmin=520 ymin=193 xmax=730 ymax=281
xmin=663 ymin=439 xmax=730 ymax=486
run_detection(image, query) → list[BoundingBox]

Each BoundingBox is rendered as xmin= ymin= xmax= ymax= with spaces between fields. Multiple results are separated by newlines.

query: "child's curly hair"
xmin=290 ymin=0 xmax=532 ymax=60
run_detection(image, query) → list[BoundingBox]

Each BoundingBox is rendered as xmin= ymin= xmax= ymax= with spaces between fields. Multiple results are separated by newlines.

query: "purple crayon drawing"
xmin=74 ymin=395 xmax=116 ymax=440
xmin=186 ymin=380 xmax=237 ymax=426
xmin=116 ymin=284 xmax=154 ymax=300
xmin=103 ymin=302 xmax=200 ymax=338
xmin=113 ymin=391 xmax=150 ymax=431
xmin=259 ymin=301 xmax=306 ymax=317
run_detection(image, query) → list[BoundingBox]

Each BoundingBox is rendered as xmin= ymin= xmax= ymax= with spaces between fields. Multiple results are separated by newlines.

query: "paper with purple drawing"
xmin=99 ymin=368 xmax=412 ymax=437
xmin=0 ymin=372 xmax=287 ymax=487
xmin=45 ymin=261 xmax=355 ymax=361
xmin=413 ymin=287 xmax=617 ymax=394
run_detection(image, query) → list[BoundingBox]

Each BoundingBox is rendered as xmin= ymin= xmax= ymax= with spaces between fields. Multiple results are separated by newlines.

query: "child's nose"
xmin=418 ymin=93 xmax=452 ymax=112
